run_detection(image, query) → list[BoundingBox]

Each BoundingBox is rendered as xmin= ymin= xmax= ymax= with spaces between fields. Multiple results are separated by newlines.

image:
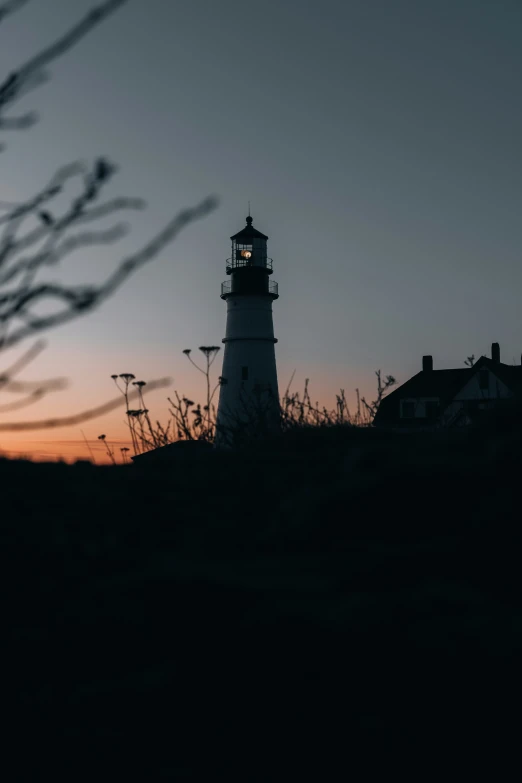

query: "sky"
xmin=0 ymin=0 xmax=521 ymax=463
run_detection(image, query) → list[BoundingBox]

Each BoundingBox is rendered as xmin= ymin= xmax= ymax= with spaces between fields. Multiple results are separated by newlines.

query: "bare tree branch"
xmin=0 ymin=156 xmax=217 ymax=351
xmin=0 ymin=1 xmax=218 ymax=436
xmin=0 ymin=335 xmax=67 ymax=412
xmin=0 ymin=225 xmax=129 ymax=286
xmin=0 ymin=162 xmax=84 ymax=224
xmin=0 ymin=161 xmax=135 ymax=305
xmin=0 ymin=376 xmax=171 ymax=430
xmin=0 ymin=0 xmax=29 ymax=25
xmin=360 ymin=370 xmax=396 ymax=422
xmin=0 ymin=192 xmax=217 ymax=351
xmin=0 ymin=337 xmax=45 ymax=379
xmin=1 ymin=376 xmax=66 ymax=394
xmin=0 ymin=0 xmax=129 ymax=135
xmin=72 ymin=197 xmax=146 ymax=225
xmin=0 ymin=388 xmax=46 ymax=413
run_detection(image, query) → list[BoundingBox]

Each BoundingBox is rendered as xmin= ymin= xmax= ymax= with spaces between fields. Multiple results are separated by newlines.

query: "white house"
xmin=374 ymin=343 xmax=522 ymax=430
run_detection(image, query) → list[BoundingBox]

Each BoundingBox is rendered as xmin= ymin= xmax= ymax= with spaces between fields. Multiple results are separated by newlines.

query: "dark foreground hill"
xmin=1 ymin=412 xmax=522 ymax=778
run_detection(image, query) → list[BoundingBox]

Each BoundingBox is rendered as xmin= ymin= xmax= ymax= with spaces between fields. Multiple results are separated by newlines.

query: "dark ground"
xmin=2 ymin=410 xmax=522 ymax=778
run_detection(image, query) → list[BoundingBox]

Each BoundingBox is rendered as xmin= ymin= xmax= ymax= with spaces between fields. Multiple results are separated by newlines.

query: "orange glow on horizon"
xmin=0 ymin=356 xmax=371 ymax=464
xmin=0 ymin=436 xmax=133 ymax=465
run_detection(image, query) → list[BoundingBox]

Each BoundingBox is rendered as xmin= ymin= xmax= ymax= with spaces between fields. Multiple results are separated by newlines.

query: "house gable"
xmin=453 ymin=361 xmax=513 ymax=402
xmin=374 ymin=367 xmax=470 ymax=427
xmin=374 ymin=351 xmax=522 ymax=429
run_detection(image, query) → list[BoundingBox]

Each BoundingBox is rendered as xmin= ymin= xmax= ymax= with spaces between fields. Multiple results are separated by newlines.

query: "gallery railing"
xmin=220 ymin=280 xmax=278 ymax=298
xmin=226 ymin=257 xmax=273 ymax=273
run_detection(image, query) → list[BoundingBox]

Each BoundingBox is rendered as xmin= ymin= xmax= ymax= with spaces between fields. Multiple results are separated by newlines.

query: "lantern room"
xmin=226 ymin=215 xmax=273 ymax=274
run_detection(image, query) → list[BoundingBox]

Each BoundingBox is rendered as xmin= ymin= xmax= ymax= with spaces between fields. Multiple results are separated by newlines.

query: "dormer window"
xmin=401 ymin=401 xmax=415 ymax=418
xmin=425 ymin=400 xmax=439 ymax=419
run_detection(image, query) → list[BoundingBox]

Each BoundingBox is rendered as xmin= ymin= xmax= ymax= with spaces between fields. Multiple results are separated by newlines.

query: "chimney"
xmin=422 ymin=355 xmax=433 ymax=372
xmin=491 ymin=342 xmax=500 ymax=363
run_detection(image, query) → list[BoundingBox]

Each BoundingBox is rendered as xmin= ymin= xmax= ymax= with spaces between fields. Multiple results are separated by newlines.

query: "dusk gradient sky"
xmin=1 ymin=0 xmax=521 ymax=462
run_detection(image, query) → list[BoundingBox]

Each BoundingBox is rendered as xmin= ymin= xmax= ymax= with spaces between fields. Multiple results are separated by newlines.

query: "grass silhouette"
xmin=2 ymin=402 xmax=522 ymax=776
xmin=100 ymin=353 xmax=397 ymax=462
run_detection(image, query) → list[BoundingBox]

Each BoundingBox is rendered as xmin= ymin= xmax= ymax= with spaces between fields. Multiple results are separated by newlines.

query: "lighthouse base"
xmin=215 ymin=386 xmax=280 ymax=449
xmin=215 ymin=293 xmax=279 ymax=448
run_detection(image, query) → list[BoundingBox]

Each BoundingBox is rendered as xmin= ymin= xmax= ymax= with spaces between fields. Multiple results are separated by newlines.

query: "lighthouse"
xmin=215 ymin=215 xmax=280 ymax=446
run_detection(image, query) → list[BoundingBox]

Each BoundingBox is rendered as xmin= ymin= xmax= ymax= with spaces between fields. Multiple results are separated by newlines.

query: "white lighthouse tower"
xmin=215 ymin=215 xmax=280 ymax=446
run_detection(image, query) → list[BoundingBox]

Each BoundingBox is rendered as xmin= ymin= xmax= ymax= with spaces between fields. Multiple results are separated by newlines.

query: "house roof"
xmin=374 ymin=355 xmax=522 ymax=426
xmin=482 ymin=357 xmax=522 ymax=396
xmin=131 ymin=439 xmax=213 ymax=463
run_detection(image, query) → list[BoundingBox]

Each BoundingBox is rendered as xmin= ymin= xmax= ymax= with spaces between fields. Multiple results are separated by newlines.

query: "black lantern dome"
xmin=227 ymin=215 xmax=271 ymax=274
xmin=230 ymin=215 xmax=268 ymax=241
xmin=221 ymin=216 xmax=278 ymax=299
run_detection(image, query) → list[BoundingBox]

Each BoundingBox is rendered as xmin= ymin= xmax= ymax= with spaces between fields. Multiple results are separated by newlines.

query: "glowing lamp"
xmin=241 ymin=249 xmax=252 ymax=259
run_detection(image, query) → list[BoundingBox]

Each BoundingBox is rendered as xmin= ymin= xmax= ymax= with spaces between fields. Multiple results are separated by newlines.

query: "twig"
xmin=0 ymin=376 xmax=171 ymax=430
xmin=80 ymin=429 xmax=96 ymax=464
